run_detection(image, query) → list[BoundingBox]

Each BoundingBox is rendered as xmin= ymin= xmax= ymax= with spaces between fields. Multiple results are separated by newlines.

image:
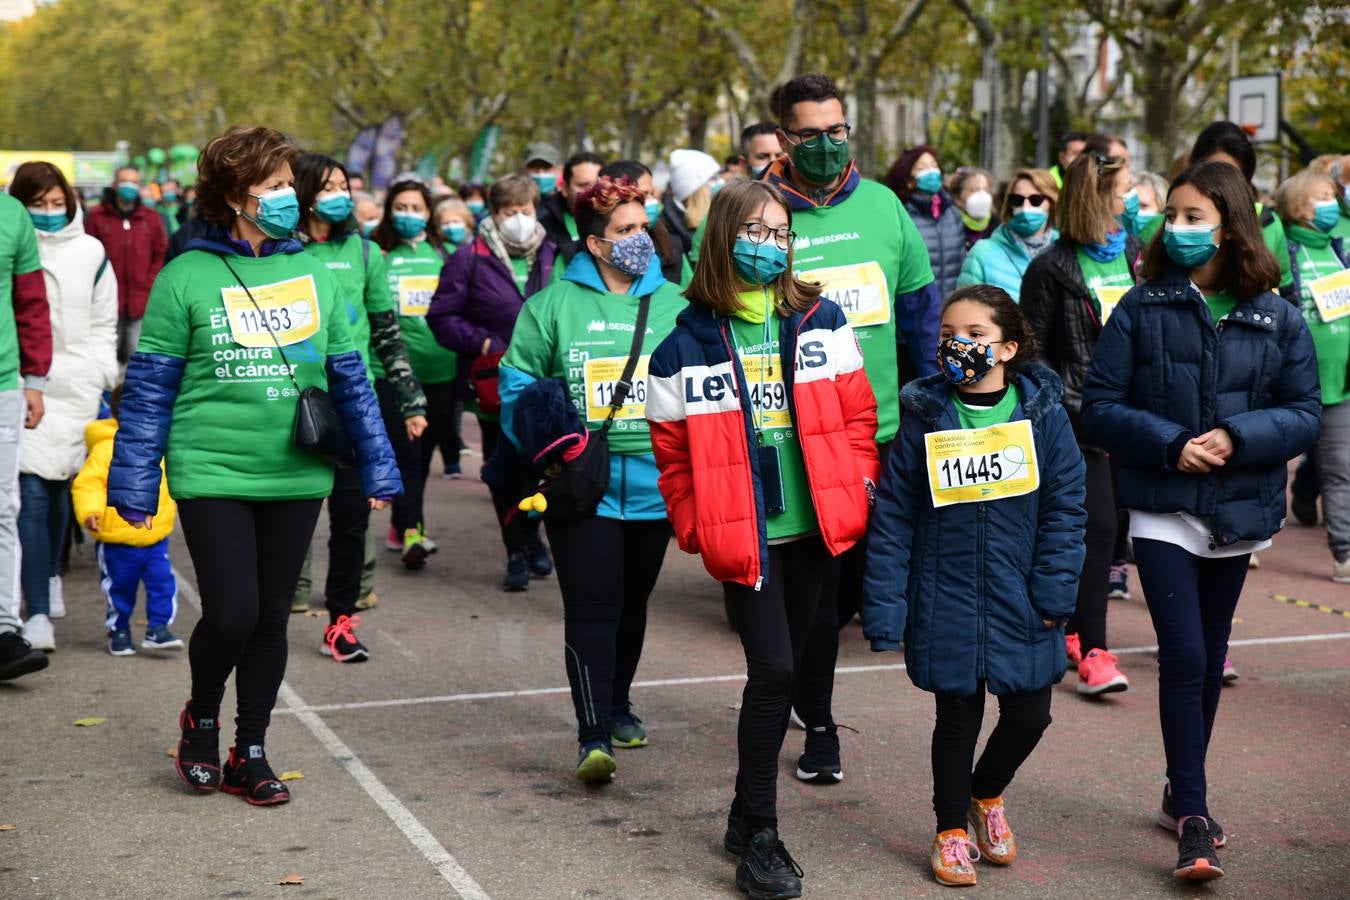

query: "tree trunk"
xmin=852 ymin=73 xmax=879 ymax=179
xmin=991 ymin=60 xmax=1026 ymax=182
xmin=687 ymin=107 xmax=709 ymax=152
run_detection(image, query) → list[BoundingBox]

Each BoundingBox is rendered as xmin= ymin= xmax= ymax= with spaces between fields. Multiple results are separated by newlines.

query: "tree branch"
xmin=949 ymin=0 xmax=995 ymax=44
xmin=863 ymin=0 xmax=931 ymax=77
xmin=690 ymin=1 xmax=767 ymax=102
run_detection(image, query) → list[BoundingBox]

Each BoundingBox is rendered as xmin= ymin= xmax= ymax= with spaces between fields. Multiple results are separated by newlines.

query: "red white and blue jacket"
xmin=646 ymin=299 xmax=880 ymax=588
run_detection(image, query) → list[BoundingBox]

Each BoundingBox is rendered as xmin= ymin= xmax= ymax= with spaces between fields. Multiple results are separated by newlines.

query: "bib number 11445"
xmin=923 ymin=419 xmax=1040 ymax=508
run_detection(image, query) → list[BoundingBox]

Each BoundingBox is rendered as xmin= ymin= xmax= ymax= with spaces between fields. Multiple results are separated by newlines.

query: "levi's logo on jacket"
xmin=680 ymin=330 xmax=841 ymax=413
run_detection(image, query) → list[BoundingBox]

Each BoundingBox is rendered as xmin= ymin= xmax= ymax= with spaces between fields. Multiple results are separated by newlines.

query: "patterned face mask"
xmin=597 ymin=229 xmax=655 ymax=279
xmin=938 ymin=335 xmax=1000 ymax=386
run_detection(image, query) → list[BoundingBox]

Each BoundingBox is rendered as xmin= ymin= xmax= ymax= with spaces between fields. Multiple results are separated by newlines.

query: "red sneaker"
xmin=1077 ymin=648 xmax=1129 ymax=696
xmin=1065 ymin=633 xmax=1082 ymax=669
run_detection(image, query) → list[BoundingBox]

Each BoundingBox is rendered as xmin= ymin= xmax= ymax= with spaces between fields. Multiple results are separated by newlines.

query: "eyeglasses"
xmin=782 ymin=123 xmax=851 ymax=147
xmin=1008 ymin=193 xmax=1047 ymax=208
xmin=741 ymin=222 xmax=796 ymax=250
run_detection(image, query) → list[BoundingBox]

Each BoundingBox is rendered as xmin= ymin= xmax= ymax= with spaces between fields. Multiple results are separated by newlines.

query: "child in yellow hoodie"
xmin=72 ymin=386 xmax=178 ymax=656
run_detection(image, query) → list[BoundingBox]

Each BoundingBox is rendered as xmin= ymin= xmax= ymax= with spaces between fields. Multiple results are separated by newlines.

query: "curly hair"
xmin=943 ymin=284 xmax=1038 ymax=371
xmin=195 ymin=125 xmax=298 ymax=230
xmin=572 ymin=175 xmax=644 ymax=239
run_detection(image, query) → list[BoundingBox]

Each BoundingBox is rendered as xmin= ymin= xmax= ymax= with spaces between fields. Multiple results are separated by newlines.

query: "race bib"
xmin=798 ymin=262 xmax=890 ymax=327
xmin=1310 ymin=268 xmax=1350 ymax=323
xmin=221 ymin=275 xmax=321 ymax=349
xmin=397 ymin=274 xmax=438 ymax=317
xmin=583 ymin=355 xmax=650 ymax=422
xmin=924 ymin=419 xmax=1040 ymax=508
xmin=1095 ymin=285 xmax=1129 ymax=323
xmin=740 ymin=354 xmax=790 ymax=428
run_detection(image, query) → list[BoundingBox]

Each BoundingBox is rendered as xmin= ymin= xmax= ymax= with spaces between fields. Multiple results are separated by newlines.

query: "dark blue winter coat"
xmin=861 ymin=366 xmax=1086 ymax=696
xmin=1081 ymin=268 xmax=1321 ymax=546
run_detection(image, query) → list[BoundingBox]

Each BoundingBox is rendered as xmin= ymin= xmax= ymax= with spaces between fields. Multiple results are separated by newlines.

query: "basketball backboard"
xmin=1228 ymin=74 xmax=1281 ymax=143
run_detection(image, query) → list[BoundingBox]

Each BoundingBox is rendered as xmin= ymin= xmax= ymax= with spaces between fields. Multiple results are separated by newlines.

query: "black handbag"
xmin=219 ymin=258 xmax=356 ymax=469
xmin=541 ymin=294 xmax=650 ymax=519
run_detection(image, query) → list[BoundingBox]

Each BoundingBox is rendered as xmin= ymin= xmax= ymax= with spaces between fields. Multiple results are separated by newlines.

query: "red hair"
xmin=573 ymin=176 xmax=644 ymax=238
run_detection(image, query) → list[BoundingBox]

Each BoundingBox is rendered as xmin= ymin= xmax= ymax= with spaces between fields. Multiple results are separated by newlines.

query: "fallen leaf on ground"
xmin=0 ymin=824 xmax=16 ymax=831
xmin=279 ymin=771 xmax=303 ymax=781
xmin=277 ymin=873 xmax=304 ymax=885
xmin=167 ymin=747 xmax=178 ymax=758
xmin=134 ymin=618 xmax=148 ymax=626
xmin=304 ymin=610 xmax=321 ymax=618
xmin=727 ymin=702 xmax=741 ymax=711
xmin=73 ymin=717 xmax=108 ymax=727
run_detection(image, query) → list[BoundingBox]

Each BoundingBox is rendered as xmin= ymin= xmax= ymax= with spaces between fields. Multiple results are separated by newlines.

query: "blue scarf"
xmin=1081 ymin=228 xmax=1127 ymax=263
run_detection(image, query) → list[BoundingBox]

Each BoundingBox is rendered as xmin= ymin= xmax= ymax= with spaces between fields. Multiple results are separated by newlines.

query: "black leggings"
xmin=322 ymin=465 xmax=369 ymax=623
xmin=1068 ymin=448 xmax=1115 ymax=653
xmin=727 ymin=537 xmax=839 ymax=829
xmin=422 ymin=381 xmax=461 ymax=473
xmin=376 ymin=378 xmax=425 ymax=533
xmin=480 ymin=417 xmax=537 ymax=555
xmin=932 ymin=685 xmax=1053 ymax=832
xmin=546 ymin=516 xmax=670 ymax=745
xmin=179 ymin=497 xmax=322 ymax=748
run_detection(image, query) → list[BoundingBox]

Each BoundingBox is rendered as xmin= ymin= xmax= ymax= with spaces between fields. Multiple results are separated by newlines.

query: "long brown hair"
xmin=686 ymin=181 xmax=820 ymax=317
xmin=1141 ymin=161 xmax=1280 ymax=299
xmin=1057 ymin=150 xmax=1124 ymax=245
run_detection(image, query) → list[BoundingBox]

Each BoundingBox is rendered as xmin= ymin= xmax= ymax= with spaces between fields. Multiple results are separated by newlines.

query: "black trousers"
xmin=322 ymin=466 xmax=368 ymax=624
xmin=1068 ymin=447 xmax=1115 ymax=653
xmin=546 ymin=515 xmax=669 ymax=745
xmin=480 ymin=417 xmax=537 ymax=555
xmin=179 ymin=497 xmax=322 ymax=748
xmin=376 ymin=378 xmax=425 ymax=533
xmin=424 ymin=381 xmax=462 ymax=472
xmin=793 ymin=440 xmax=892 ymax=729
xmin=727 ymin=537 xmax=839 ymax=829
xmin=932 ymin=684 xmax=1053 ymax=832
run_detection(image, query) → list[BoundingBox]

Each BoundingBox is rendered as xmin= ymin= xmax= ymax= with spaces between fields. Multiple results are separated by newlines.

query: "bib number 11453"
xmin=924 ymin=419 xmax=1040 ymax=508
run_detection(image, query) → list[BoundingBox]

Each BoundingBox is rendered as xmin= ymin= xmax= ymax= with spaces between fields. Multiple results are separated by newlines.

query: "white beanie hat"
xmin=668 ymin=149 xmax=721 ymax=203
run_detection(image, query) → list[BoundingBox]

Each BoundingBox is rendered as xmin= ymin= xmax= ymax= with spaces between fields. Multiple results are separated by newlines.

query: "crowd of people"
xmin=0 ymin=69 xmax=1346 ymax=896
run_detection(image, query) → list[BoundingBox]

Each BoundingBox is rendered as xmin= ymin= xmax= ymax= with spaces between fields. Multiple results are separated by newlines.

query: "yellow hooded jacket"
xmin=72 ymin=418 xmax=175 ymax=546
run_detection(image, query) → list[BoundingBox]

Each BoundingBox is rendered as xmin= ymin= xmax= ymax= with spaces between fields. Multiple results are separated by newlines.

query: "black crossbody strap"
xmin=604 ymin=293 xmax=651 ymax=429
xmin=219 ymin=257 xmax=303 ymax=394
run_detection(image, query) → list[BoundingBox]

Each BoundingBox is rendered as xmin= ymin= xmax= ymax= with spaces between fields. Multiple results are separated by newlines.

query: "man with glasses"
xmin=762 ymin=72 xmax=938 ymax=786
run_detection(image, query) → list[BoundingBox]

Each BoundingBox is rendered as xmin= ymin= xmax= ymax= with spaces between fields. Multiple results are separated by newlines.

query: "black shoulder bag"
xmin=541 ymin=294 xmax=651 ymax=519
xmin=219 ymin=258 xmax=356 ymax=469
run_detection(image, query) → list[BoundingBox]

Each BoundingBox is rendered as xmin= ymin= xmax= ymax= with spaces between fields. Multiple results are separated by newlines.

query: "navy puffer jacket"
xmin=1081 ymin=268 xmax=1320 ymax=547
xmin=862 ymin=366 xmax=1087 ymax=696
xmin=903 ymin=191 xmax=967 ymax=302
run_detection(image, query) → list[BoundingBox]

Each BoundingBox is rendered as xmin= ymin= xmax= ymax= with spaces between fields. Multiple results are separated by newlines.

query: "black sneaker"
xmin=724 ymin=813 xmax=751 ymax=856
xmin=1157 ymin=782 xmax=1226 ymax=848
xmin=503 ymin=552 xmax=529 ymax=592
xmin=1174 ymin=816 xmax=1223 ymax=880
xmin=174 ymin=702 xmax=221 ymax=793
xmin=222 ymin=744 xmax=291 ymax=806
xmin=1291 ymin=495 xmax=1319 ymax=526
xmin=795 ymin=724 xmax=843 ymax=784
xmin=525 ymin=533 xmax=553 ymax=578
xmin=0 ymin=631 xmax=48 ymax=680
xmin=736 ymin=827 xmax=803 ymax=899
xmin=321 ymin=615 xmax=369 ymax=663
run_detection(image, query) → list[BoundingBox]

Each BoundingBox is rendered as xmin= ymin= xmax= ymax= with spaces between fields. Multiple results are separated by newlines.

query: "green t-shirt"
xmin=303 ymin=234 xmax=392 ymax=381
xmin=953 ymin=383 xmax=1020 ymax=430
xmin=0 ymin=193 xmax=41 ymax=390
xmin=1288 ymin=226 xmax=1349 ymax=405
xmin=789 ymin=179 xmax=934 ymax=444
xmin=689 ymin=219 xmax=706 ymax=264
xmin=1075 ymin=247 xmax=1134 ymax=319
xmin=378 ymin=240 xmax=456 ymax=385
xmin=136 ymin=248 xmax=355 ymax=500
xmin=1202 ymin=290 xmax=1240 ymax=325
xmin=563 ymin=211 xmax=579 ymax=241
xmin=501 ymin=274 xmax=686 ymax=455
xmin=509 ymin=255 xmax=530 ymax=293
xmin=1257 ymin=204 xmax=1294 ymax=290
xmin=729 ymin=312 xmax=816 ymax=541
xmin=1138 ymin=214 xmax=1163 ymax=245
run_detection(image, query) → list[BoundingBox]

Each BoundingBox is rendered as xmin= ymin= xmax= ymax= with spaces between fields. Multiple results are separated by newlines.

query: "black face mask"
xmin=938 ymin=336 xmax=1001 ymax=386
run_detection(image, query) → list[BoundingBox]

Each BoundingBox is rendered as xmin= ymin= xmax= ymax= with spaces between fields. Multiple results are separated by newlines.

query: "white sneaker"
xmin=789 ymin=707 xmax=806 ymax=730
xmin=48 ymin=576 xmax=65 ymax=619
xmin=1334 ymin=557 xmax=1350 ymax=584
xmin=1248 ymin=553 xmax=1260 ymax=570
xmin=23 ymin=614 xmax=55 ymax=652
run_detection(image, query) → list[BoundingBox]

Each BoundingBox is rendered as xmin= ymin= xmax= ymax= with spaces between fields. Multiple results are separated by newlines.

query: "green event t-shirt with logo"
xmin=1290 ymin=234 xmax=1350 ymax=406
xmin=0 ymin=193 xmax=42 ymax=390
xmin=375 ymin=240 xmax=456 ymax=385
xmin=789 ymin=178 xmax=933 ymax=444
xmin=135 ymin=248 xmax=356 ymax=501
xmin=501 ymin=276 xmax=686 ymax=455
xmin=303 ymin=233 xmax=392 ymax=381
xmin=1075 ymin=247 xmax=1134 ymax=321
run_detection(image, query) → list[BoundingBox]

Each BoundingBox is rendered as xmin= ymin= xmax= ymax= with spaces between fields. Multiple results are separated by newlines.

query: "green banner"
xmin=469 ymin=125 xmax=500 ymax=184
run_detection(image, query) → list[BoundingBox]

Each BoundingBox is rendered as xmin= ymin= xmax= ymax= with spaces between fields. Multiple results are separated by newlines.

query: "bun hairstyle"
xmin=572 ymin=175 xmax=645 ymax=240
xmin=943 ymin=284 xmax=1038 ymax=371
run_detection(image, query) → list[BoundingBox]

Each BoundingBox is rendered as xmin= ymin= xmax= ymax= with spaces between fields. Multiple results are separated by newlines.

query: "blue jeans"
xmin=1133 ymin=538 xmax=1249 ymax=821
xmin=18 ymin=474 xmax=70 ymax=617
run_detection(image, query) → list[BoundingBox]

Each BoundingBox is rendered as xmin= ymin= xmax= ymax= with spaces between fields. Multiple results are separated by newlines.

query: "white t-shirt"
xmin=1129 ymin=510 xmax=1271 ymax=558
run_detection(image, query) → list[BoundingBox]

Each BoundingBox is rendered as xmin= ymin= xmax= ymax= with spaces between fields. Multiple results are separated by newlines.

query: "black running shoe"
xmin=1157 ymin=782 xmax=1226 ymax=848
xmin=0 ymin=631 xmax=48 ymax=680
xmin=1291 ymin=495 xmax=1319 ymax=526
xmin=525 ymin=533 xmax=553 ymax=578
xmin=736 ymin=827 xmax=803 ymax=899
xmin=222 ymin=745 xmax=291 ymax=806
xmin=502 ymin=552 xmax=529 ymax=592
xmin=795 ymin=724 xmax=842 ymax=784
xmin=321 ymin=615 xmax=369 ymax=663
xmin=174 ymin=702 xmax=221 ymax=793
xmin=1174 ymin=816 xmax=1223 ymax=880
xmin=724 ymin=813 xmax=751 ymax=856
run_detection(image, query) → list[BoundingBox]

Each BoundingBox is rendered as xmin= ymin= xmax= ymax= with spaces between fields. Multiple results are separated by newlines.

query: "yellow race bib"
xmin=924 ymin=419 xmax=1040 ymax=508
xmin=1095 ymin=285 xmax=1129 ymax=323
xmin=221 ymin=275 xmax=321 ymax=349
xmin=797 ymin=262 xmax=891 ymax=327
xmin=583 ymin=355 xmax=650 ymax=422
xmin=397 ymin=274 xmax=439 ymax=317
xmin=1311 ymin=268 xmax=1350 ymax=323
xmin=740 ymin=354 xmax=791 ymax=428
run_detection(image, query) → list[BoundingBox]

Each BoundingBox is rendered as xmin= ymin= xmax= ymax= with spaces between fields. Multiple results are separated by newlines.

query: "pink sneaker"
xmin=1065 ymin=633 xmax=1082 ymax=669
xmin=384 ymin=525 xmax=402 ymax=552
xmin=1078 ymin=648 xmax=1129 ymax=696
xmin=1221 ymin=657 xmax=1239 ymax=684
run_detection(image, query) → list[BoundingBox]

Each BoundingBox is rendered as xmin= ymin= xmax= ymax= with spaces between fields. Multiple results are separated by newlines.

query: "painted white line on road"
xmin=173 ymin=570 xmax=491 ymax=900
xmin=274 ymin=629 xmax=1350 ymax=715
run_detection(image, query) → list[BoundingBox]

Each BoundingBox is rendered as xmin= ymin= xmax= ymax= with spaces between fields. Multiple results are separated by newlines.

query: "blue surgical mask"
xmin=751 ymin=163 xmax=770 ymax=180
xmin=1163 ymin=222 xmax=1220 ymax=268
xmin=914 ymin=168 xmax=942 ymax=194
xmin=1312 ymin=200 xmax=1341 ymax=233
xmin=392 ymin=212 xmax=428 ymax=239
xmin=467 ymin=200 xmax=486 ymax=217
xmin=1135 ymin=211 xmax=1161 ymax=231
xmin=732 ymin=237 xmax=789 ymax=285
xmin=1008 ymin=208 xmax=1049 ymax=237
xmin=531 ymin=173 xmax=556 ymax=197
xmin=598 ymin=230 xmax=655 ymax=279
xmin=161 ymin=191 xmax=178 ymax=204
xmin=27 ymin=208 xmax=67 ymax=233
xmin=314 ymin=191 xmax=354 ymax=224
xmin=244 ymin=186 xmax=299 ymax=239
xmin=645 ymin=199 xmax=661 ymax=225
xmin=709 ymin=180 xmax=725 ymax=196
xmin=1118 ymin=188 xmax=1141 ymax=233
xmin=360 ymin=220 xmax=378 ymax=237
xmin=116 ymin=181 xmax=140 ymax=203
xmin=443 ymin=222 xmax=468 ymax=243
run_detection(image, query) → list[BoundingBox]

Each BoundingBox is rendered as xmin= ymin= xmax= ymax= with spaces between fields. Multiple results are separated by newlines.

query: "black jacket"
xmin=537 ymin=191 xmax=578 ymax=261
xmin=1020 ymin=235 xmax=1142 ymax=436
xmin=659 ymin=202 xmax=695 ymax=261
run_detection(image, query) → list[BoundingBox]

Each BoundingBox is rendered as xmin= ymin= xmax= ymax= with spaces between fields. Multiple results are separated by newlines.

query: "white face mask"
xmin=964 ymin=190 xmax=993 ymax=220
xmin=499 ymin=212 xmax=536 ymax=244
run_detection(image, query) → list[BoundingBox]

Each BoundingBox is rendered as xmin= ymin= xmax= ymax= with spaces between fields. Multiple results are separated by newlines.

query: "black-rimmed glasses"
xmin=741 ymin=222 xmax=796 ymax=250
xmin=782 ymin=123 xmax=851 ymax=147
